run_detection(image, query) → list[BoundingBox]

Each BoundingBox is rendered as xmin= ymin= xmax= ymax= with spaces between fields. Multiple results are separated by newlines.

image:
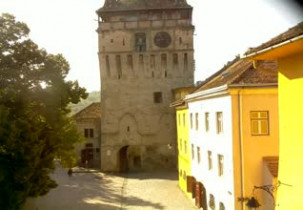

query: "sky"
xmin=0 ymin=0 xmax=302 ymax=92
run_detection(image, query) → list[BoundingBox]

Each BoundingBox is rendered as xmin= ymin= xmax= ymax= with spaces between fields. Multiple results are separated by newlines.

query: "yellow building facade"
xmin=171 ymin=87 xmax=194 ymax=199
xmin=244 ymin=22 xmax=303 ymax=209
xmin=176 ymin=108 xmax=192 ymax=198
xmin=229 ymin=88 xmax=279 ymax=210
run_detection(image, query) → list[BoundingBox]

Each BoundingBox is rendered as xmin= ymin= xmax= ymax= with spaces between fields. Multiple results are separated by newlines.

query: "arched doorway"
xmin=195 ymin=182 xmax=207 ymax=210
xmin=119 ymin=146 xmax=129 ymax=172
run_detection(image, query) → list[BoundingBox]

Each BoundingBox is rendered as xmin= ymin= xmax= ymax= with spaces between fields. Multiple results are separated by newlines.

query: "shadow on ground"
xmin=115 ymin=170 xmax=179 ymax=181
xmin=23 ymin=166 xmax=165 ymax=210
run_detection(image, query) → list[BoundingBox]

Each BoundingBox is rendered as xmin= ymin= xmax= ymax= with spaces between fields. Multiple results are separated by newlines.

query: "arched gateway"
xmin=118 ymin=146 xmax=129 ymax=172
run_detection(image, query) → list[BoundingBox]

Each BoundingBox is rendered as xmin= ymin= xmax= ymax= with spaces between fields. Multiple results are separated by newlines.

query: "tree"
xmin=0 ymin=13 xmax=88 ymax=209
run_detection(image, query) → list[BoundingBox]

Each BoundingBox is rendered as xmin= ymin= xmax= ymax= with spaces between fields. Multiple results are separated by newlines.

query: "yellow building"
xmin=171 ymin=87 xmax=195 ymax=199
xmin=244 ymin=22 xmax=303 ymax=210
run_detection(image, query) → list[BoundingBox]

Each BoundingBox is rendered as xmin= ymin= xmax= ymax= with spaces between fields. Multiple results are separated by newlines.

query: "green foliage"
xmin=0 ymin=13 xmax=88 ymax=209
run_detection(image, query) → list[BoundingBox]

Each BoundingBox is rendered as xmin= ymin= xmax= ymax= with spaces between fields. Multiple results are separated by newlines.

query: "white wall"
xmin=188 ymin=95 xmax=235 ymax=209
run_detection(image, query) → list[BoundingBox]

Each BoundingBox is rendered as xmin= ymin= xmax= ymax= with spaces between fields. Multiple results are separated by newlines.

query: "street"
xmin=23 ymin=167 xmax=197 ymax=210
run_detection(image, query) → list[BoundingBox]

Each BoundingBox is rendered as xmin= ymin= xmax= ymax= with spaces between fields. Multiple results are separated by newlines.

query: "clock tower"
xmin=97 ymin=0 xmax=194 ymax=171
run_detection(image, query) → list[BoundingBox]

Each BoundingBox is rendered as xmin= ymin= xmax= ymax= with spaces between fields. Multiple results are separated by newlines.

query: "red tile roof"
xmin=245 ymin=21 xmax=303 ymax=55
xmin=193 ymin=58 xmax=278 ymax=93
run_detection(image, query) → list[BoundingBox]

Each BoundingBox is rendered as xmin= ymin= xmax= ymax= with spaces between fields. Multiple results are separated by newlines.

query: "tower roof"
xmin=97 ymin=0 xmax=191 ymax=13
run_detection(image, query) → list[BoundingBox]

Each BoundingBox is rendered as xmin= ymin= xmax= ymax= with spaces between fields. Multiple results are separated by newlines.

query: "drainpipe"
xmin=238 ymin=89 xmax=245 ymax=210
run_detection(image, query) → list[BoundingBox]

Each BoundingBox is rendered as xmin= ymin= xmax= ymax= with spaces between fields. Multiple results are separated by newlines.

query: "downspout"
xmin=238 ymin=89 xmax=245 ymax=210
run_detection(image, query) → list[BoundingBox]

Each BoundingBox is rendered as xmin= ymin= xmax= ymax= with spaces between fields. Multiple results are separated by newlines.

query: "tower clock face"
xmin=154 ymin=32 xmax=172 ymax=48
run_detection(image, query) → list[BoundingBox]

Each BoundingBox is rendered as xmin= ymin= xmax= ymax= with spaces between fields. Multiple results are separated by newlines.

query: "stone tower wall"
xmin=97 ymin=4 xmax=194 ymax=171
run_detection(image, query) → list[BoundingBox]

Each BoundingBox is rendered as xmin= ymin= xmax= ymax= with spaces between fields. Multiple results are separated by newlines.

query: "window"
xmin=150 ymin=54 xmax=155 ymax=70
xmin=205 ymin=112 xmax=209 ymax=132
xmin=218 ymin=154 xmax=224 ymax=176
xmin=183 ymin=113 xmax=186 ymax=127
xmin=161 ymin=54 xmax=167 ymax=77
xmin=127 ymin=54 xmax=133 ymax=71
xmin=105 ymin=55 xmax=111 ymax=77
xmin=153 ymin=92 xmax=162 ymax=103
xmin=209 ymin=194 xmax=215 ymax=210
xmin=179 ymin=139 xmax=182 ymax=152
xmin=173 ymin=53 xmax=178 ymax=69
xmin=251 ymin=111 xmax=269 ymax=135
xmin=178 ymin=113 xmax=181 ymax=126
xmin=84 ymin=128 xmax=94 ymax=138
xmin=208 ymin=151 xmax=212 ymax=170
xmin=195 ymin=113 xmax=199 ymax=130
xmin=139 ymin=54 xmax=144 ymax=68
xmin=184 ymin=53 xmax=188 ymax=72
xmin=135 ymin=33 xmax=146 ymax=52
xmin=190 ymin=113 xmax=193 ymax=129
xmin=219 ymin=202 xmax=225 ymax=210
xmin=191 ymin=144 xmax=194 ymax=160
xmin=184 ymin=140 xmax=187 ymax=154
xmin=116 ymin=55 xmax=122 ymax=79
xmin=216 ymin=112 xmax=223 ymax=134
xmin=197 ymin=147 xmax=201 ymax=164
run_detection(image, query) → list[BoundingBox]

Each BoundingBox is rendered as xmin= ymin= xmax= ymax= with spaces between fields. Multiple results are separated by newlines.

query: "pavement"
xmin=23 ymin=166 xmax=197 ymax=210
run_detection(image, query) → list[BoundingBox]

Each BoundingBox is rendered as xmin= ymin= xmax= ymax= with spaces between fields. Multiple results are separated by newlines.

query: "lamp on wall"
xmin=246 ymin=196 xmax=261 ymax=210
xmin=241 ymin=181 xmax=292 ymax=209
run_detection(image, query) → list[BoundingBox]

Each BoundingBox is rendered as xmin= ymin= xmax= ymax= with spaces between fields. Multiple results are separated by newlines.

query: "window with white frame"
xmin=205 ymin=112 xmax=209 ymax=132
xmin=216 ymin=112 xmax=223 ymax=134
xmin=195 ymin=113 xmax=199 ymax=130
xmin=208 ymin=151 xmax=212 ymax=170
xmin=191 ymin=144 xmax=194 ymax=160
xmin=190 ymin=113 xmax=193 ymax=129
xmin=197 ymin=147 xmax=201 ymax=164
xmin=218 ymin=154 xmax=224 ymax=176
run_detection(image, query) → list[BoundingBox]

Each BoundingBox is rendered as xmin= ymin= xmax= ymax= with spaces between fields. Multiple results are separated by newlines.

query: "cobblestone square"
xmin=23 ymin=167 xmax=197 ymax=210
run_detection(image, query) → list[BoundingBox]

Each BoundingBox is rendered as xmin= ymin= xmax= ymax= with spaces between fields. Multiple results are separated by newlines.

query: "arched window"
xmin=209 ymin=194 xmax=215 ymax=210
xmin=219 ymin=202 xmax=225 ymax=210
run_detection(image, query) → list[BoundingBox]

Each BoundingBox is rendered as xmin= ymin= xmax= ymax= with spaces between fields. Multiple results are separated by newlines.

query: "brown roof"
xmin=193 ymin=58 xmax=278 ymax=93
xmin=98 ymin=0 xmax=191 ymax=13
xmin=73 ymin=102 xmax=101 ymax=119
xmin=245 ymin=21 xmax=303 ymax=55
xmin=263 ymin=156 xmax=279 ymax=177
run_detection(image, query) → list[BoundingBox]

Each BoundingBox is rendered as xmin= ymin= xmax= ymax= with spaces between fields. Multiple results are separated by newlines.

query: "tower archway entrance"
xmin=118 ymin=146 xmax=129 ymax=172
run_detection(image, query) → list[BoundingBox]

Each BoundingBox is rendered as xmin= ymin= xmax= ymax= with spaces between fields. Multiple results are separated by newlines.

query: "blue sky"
xmin=0 ymin=0 xmax=302 ymax=91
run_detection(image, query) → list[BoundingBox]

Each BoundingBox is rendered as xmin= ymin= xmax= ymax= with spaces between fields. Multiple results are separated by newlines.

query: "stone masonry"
xmin=96 ymin=0 xmax=194 ymax=172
